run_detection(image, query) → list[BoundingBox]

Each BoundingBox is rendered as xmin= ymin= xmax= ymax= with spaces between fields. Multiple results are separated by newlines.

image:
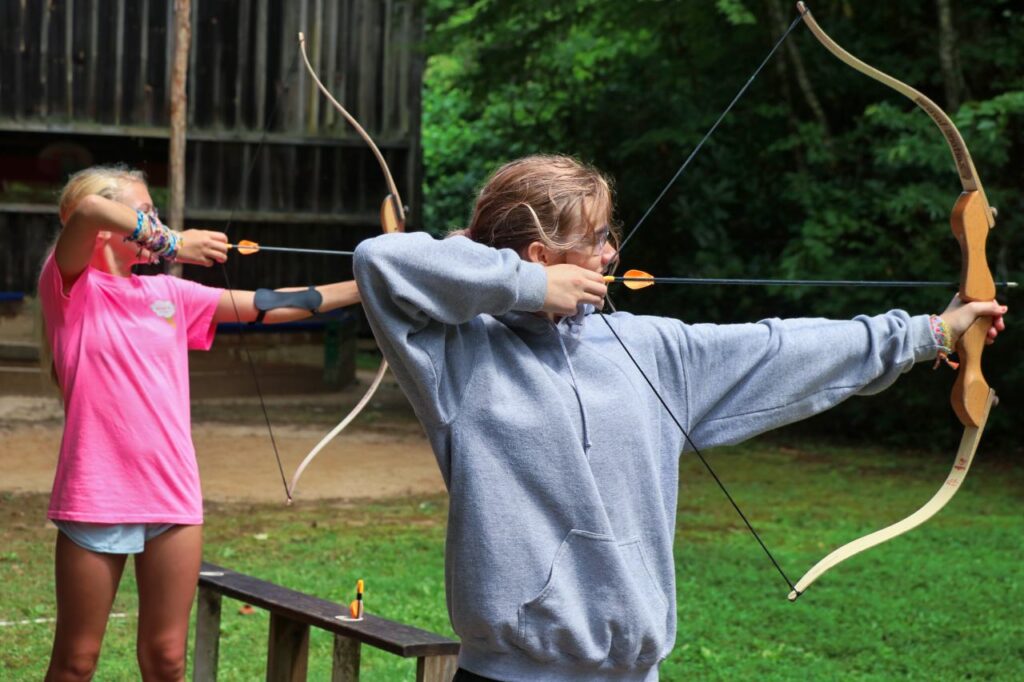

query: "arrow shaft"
xmin=231 ymin=244 xmax=355 ymax=257
xmin=613 ymin=276 xmax=1017 ymax=289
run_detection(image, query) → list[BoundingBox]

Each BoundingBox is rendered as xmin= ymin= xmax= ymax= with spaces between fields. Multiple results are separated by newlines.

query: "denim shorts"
xmin=54 ymin=521 xmax=176 ymax=554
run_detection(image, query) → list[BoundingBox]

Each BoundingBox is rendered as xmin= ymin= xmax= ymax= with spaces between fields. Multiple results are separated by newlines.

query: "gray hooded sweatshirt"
xmin=354 ymin=232 xmax=939 ymax=682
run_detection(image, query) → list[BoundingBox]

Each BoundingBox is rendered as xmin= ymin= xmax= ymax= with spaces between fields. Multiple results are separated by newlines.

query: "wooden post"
xmin=267 ymin=614 xmax=309 ymax=681
xmin=330 ymin=635 xmax=361 ymax=681
xmin=192 ymin=586 xmax=223 ymax=682
xmin=169 ymin=0 xmax=191 ymax=238
xmin=416 ymin=655 xmax=458 ymax=682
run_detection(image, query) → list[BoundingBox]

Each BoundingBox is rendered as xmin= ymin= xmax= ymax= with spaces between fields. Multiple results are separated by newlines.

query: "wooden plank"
xmin=210 ymin=0 xmax=223 ymax=127
xmin=267 ymin=614 xmax=310 ymax=682
xmin=401 ymin=0 xmax=424 ymax=229
xmin=114 ymin=0 xmax=125 ymax=123
xmin=188 ymin=141 xmax=202 ymax=215
xmin=311 ymin=146 xmax=321 ymax=212
xmin=215 ymin=142 xmax=225 ymax=208
xmin=234 ymin=0 xmax=251 ymax=127
xmin=279 ymin=0 xmax=298 ymax=134
xmin=382 ymin=0 xmax=396 ymax=135
xmin=331 ymin=635 xmax=361 ymax=682
xmin=416 ymin=655 xmax=458 ymax=682
xmin=239 ymin=143 xmax=252 ymax=207
xmin=254 ymin=0 xmax=268 ymax=129
xmin=136 ymin=0 xmax=150 ymax=123
xmin=187 ymin=0 xmax=199 ymax=125
xmin=357 ymin=0 xmax=375 ymax=131
xmin=0 ymin=119 xmax=408 ymax=147
xmin=193 ymin=586 xmax=223 ymax=682
xmin=323 ymin=0 xmax=339 ymax=128
xmin=165 ymin=0 xmax=174 ymax=120
xmin=307 ymin=0 xmax=323 ymax=134
xmin=39 ymin=0 xmax=52 ymax=116
xmin=332 ymin=145 xmax=344 ymax=212
xmin=199 ymin=562 xmax=459 ymax=658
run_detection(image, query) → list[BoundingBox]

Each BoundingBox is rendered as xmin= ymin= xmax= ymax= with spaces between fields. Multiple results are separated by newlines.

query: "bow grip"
xmin=950 ymin=191 xmax=996 ymax=427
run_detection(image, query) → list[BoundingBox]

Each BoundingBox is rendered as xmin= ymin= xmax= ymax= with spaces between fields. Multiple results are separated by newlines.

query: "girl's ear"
xmin=525 ymin=240 xmax=553 ymax=264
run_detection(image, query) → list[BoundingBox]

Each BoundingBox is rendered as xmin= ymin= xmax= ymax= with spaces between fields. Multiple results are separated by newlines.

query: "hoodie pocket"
xmin=516 ymin=529 xmax=670 ymax=669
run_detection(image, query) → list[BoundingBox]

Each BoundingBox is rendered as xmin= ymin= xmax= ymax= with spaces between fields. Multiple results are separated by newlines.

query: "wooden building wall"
xmin=0 ymin=0 xmax=424 ymax=292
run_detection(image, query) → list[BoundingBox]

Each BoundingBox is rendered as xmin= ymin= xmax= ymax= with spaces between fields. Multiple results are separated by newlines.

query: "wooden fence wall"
xmin=0 ymin=0 xmax=424 ymax=292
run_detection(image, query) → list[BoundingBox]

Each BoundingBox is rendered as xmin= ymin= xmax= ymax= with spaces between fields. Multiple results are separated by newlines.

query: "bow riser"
xmin=382 ymin=195 xmax=405 ymax=234
xmin=951 ymin=191 xmax=996 ymax=427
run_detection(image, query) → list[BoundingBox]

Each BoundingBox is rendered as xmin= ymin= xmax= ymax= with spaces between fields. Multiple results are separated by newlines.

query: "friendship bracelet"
xmin=124 ymin=210 xmax=181 ymax=263
xmin=929 ymin=314 xmax=959 ymax=370
xmin=129 ymin=209 xmax=145 ymax=241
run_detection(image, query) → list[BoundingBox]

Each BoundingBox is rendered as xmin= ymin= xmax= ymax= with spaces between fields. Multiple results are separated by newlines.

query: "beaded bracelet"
xmin=125 ymin=209 xmax=181 ymax=262
xmin=929 ymin=314 xmax=959 ymax=370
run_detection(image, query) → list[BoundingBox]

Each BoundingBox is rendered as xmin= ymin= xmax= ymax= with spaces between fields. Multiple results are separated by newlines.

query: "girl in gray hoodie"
xmin=353 ymin=155 xmax=1006 ymax=682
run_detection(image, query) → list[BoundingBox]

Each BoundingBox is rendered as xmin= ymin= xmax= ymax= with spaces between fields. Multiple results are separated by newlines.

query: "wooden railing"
xmin=193 ymin=562 xmax=459 ymax=681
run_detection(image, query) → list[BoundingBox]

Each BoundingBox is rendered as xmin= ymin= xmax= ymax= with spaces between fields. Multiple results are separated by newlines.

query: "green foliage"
xmin=4 ymin=439 xmax=1023 ymax=679
xmin=421 ymin=0 xmax=1024 ymax=444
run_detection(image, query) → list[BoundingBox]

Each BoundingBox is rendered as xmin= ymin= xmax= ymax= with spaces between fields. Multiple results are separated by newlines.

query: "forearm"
xmin=213 ymin=281 xmax=360 ymax=324
xmin=354 ymin=232 xmax=548 ymax=327
xmin=55 ymin=195 xmax=140 ymax=277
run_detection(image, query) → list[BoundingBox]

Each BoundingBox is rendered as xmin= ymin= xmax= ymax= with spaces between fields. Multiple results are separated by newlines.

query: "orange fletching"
xmin=622 ymin=269 xmax=655 ymax=290
xmin=234 ymin=240 xmax=260 ymax=255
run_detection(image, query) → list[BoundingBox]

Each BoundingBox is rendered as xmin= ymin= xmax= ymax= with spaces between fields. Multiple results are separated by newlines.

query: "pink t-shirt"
xmin=39 ymin=254 xmax=222 ymax=524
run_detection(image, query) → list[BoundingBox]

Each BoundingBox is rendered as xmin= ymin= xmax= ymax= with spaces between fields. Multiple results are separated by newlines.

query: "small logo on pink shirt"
xmin=151 ymin=300 xmax=176 ymax=326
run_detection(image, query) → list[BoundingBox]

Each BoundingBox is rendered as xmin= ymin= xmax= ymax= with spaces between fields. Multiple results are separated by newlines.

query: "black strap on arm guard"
xmin=252 ymin=286 xmax=323 ymax=324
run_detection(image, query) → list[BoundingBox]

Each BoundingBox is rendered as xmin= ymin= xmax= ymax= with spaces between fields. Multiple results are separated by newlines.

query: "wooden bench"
xmin=194 ymin=562 xmax=459 ymax=681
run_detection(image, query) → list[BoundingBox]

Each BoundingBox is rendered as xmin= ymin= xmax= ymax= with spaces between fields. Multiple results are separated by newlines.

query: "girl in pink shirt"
xmin=39 ymin=166 xmax=361 ymax=681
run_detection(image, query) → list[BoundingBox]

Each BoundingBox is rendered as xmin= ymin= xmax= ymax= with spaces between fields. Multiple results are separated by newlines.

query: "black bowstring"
xmin=213 ymin=48 xmax=304 ymax=502
xmin=599 ymin=14 xmax=806 ymax=594
xmin=616 ymin=15 xmax=803 ymax=256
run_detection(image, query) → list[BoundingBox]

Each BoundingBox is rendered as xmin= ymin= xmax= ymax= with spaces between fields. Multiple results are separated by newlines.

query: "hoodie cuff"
xmin=911 ymin=313 xmax=941 ymax=363
xmin=515 ymin=261 xmax=549 ymax=312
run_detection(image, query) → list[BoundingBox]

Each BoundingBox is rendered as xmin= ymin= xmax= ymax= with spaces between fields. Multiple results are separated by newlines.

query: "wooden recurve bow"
xmin=787 ymin=2 xmax=999 ymax=601
xmin=286 ymin=32 xmax=406 ymax=500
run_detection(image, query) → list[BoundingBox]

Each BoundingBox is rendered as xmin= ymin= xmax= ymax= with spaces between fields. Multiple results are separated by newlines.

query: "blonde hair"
xmin=40 ymin=165 xmax=148 ymax=392
xmin=57 ymin=164 xmax=147 ymax=226
xmin=461 ymin=155 xmax=617 ymax=255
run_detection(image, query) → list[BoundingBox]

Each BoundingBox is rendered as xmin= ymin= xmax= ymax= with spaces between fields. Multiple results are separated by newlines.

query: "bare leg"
xmin=46 ymin=532 xmax=127 ymax=682
xmin=134 ymin=525 xmax=202 ymax=682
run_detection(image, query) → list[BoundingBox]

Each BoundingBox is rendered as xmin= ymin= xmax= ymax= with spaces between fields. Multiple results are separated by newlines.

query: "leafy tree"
xmin=421 ymin=0 xmax=1023 ymax=446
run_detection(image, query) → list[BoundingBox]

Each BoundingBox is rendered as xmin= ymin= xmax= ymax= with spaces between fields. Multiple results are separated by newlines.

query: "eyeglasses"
xmin=579 ymin=225 xmax=610 ymax=255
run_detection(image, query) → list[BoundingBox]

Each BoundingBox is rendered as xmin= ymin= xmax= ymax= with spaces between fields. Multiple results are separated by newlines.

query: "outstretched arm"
xmin=213 ymin=281 xmax=360 ymax=324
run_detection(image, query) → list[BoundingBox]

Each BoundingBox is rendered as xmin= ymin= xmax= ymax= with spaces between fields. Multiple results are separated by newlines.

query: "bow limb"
xmin=787 ymin=391 xmax=995 ymax=601
xmin=788 ymin=3 xmax=999 ymax=600
xmin=287 ymin=361 xmax=389 ymax=496
xmin=298 ymin=32 xmax=406 ymax=233
xmin=287 ymin=33 xmax=406 ymax=500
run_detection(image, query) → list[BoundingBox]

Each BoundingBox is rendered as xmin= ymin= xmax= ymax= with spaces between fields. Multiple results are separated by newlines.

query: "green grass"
xmin=2 ymin=440 xmax=1022 ymax=680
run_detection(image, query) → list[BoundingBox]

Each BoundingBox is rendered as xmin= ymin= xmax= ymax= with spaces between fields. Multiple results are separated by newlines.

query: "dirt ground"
xmin=0 ymin=371 xmax=447 ymax=504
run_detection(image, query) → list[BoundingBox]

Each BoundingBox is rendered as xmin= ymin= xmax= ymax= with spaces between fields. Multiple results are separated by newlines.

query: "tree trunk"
xmin=169 ymin=0 xmax=191 ymax=235
xmin=768 ymin=0 xmax=831 ymax=143
xmin=936 ymin=0 xmax=968 ymax=111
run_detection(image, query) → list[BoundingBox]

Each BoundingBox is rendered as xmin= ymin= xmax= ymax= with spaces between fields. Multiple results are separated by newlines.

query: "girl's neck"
xmin=91 ymin=244 xmax=134 ymax=277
